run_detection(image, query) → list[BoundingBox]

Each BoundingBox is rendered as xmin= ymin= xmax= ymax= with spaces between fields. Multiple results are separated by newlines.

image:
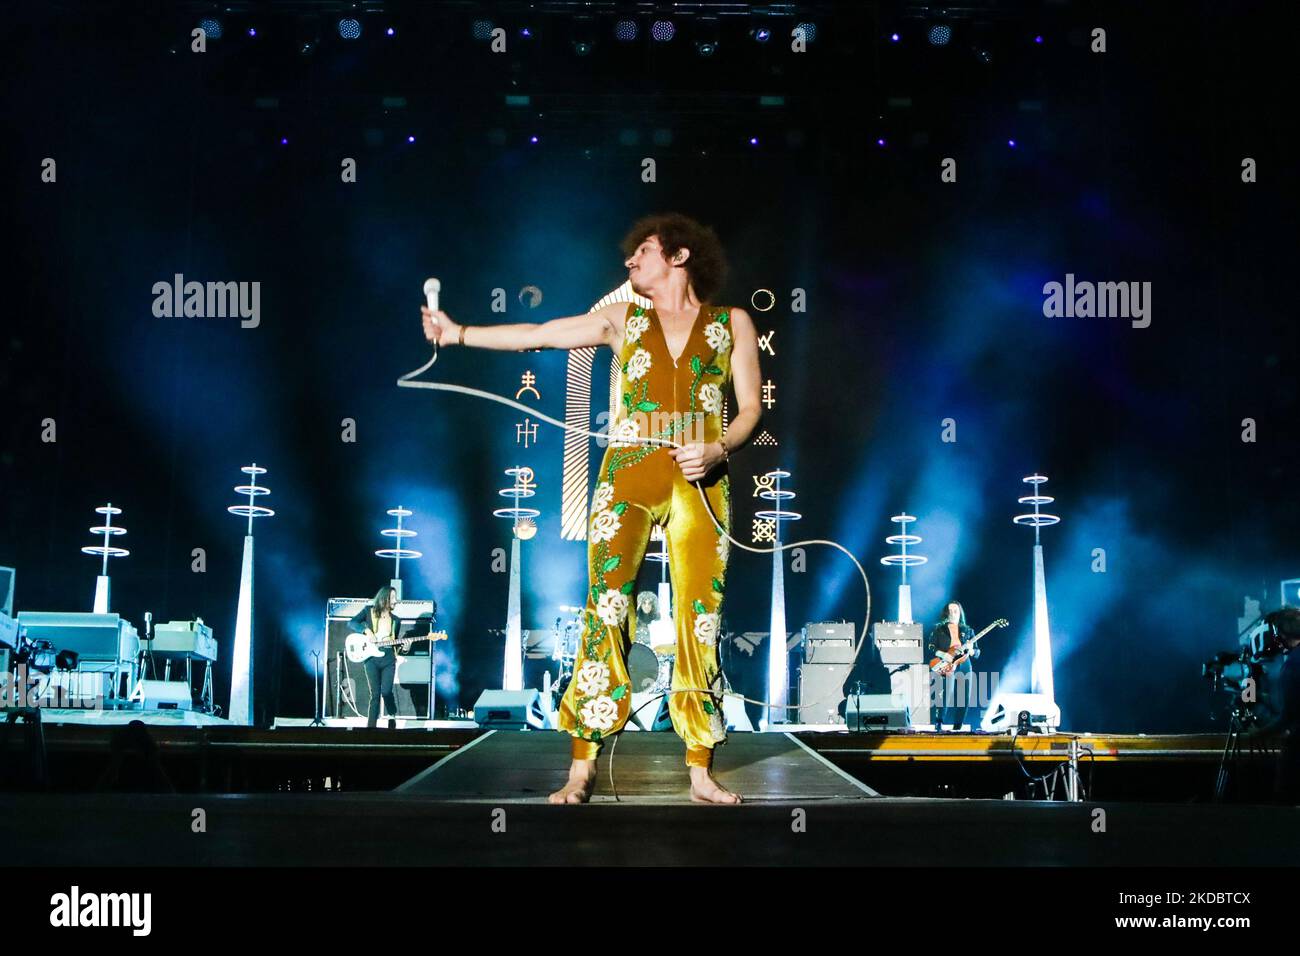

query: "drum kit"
xmin=551 ymin=591 xmax=677 ymax=700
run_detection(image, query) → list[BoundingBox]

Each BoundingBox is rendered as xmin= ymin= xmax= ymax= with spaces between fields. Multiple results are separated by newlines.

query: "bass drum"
xmin=627 ymin=643 xmax=660 ymax=693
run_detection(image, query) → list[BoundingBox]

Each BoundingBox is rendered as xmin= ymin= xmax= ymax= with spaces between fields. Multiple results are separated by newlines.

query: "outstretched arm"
xmin=421 ymin=302 xmax=623 ymax=352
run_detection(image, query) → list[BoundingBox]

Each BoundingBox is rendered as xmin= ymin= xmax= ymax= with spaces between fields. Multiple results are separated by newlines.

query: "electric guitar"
xmin=346 ymin=630 xmax=448 ymax=664
xmin=929 ymin=618 xmax=1008 ymax=676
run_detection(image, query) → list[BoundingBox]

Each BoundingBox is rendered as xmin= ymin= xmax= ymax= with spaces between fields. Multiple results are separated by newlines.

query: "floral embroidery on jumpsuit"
xmin=556 ymin=302 xmax=734 ymax=768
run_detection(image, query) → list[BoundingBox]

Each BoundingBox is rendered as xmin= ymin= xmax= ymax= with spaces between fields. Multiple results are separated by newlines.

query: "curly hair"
xmin=621 ymin=212 xmax=728 ymax=303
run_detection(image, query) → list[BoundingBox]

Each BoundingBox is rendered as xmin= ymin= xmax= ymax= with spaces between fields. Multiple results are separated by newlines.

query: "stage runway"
xmin=395 ymin=729 xmax=879 ymax=803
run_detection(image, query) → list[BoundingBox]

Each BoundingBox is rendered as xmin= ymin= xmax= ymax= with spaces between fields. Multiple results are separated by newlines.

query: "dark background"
xmin=2 ymin=0 xmax=1296 ymax=731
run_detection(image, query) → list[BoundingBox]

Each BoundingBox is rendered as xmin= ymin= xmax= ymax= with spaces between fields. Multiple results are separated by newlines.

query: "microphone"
xmin=144 ymin=610 xmax=153 ymax=639
xmin=423 ymin=277 xmax=441 ymax=318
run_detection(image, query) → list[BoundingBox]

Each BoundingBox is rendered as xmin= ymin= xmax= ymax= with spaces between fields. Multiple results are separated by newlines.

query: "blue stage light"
xmin=198 ymin=17 xmax=222 ymax=40
xmin=651 ymin=20 xmax=675 ymax=42
xmin=387 ymin=27 xmax=395 ymax=37
xmin=338 ymin=18 xmax=362 ymax=40
xmin=752 ymin=27 xmax=771 ymax=43
xmin=890 ymin=32 xmax=900 ymax=42
xmin=615 ymin=19 xmax=638 ymax=42
xmin=928 ymin=24 xmax=952 ymax=46
xmin=795 ymin=22 xmax=816 ymax=43
xmin=472 ymin=19 xmax=494 ymax=41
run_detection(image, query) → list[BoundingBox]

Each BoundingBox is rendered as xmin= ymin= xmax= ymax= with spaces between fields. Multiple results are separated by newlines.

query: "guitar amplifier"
xmin=323 ymin=601 xmax=428 ymax=719
xmin=797 ymin=663 xmax=850 ymax=725
xmin=872 ymin=621 xmax=924 ymax=665
xmin=802 ymin=621 xmax=856 ymax=664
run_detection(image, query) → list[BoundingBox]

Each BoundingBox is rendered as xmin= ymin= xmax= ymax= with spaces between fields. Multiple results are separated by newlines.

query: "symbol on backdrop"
xmin=516 ymin=370 xmax=541 ymax=401
xmin=752 ymin=518 xmax=776 ymax=543
xmin=762 ymin=379 xmax=777 ymax=409
xmin=758 ymin=330 xmax=776 ymax=356
xmin=751 ymin=289 xmax=776 ymax=313
xmin=515 ymin=418 xmax=539 ymax=447
xmin=753 ymin=473 xmax=777 ymax=498
xmin=509 ymin=466 xmax=537 ymax=496
xmin=752 ymin=430 xmax=778 ymax=447
xmin=518 ymin=285 xmax=543 ymax=309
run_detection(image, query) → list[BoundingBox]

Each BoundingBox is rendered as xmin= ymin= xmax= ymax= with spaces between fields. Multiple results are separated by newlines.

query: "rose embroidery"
xmin=590 ymin=481 xmax=614 ymax=514
xmin=625 ymin=314 xmax=650 ymax=344
xmin=703 ymin=321 xmax=731 ymax=354
xmin=699 ymin=383 xmax=723 ymax=415
xmin=694 ymin=611 xmax=720 ymax=647
xmin=575 ymin=660 xmax=612 ymax=697
xmin=625 ymin=348 xmax=652 ymax=382
xmin=590 ymin=509 xmax=621 ymax=543
xmin=580 ymin=695 xmax=618 ymax=732
xmin=596 ymin=588 xmax=630 ymax=627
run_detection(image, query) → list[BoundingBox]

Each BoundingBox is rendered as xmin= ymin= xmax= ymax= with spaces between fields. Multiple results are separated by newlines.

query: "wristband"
xmin=459 ymin=325 xmax=468 ymax=346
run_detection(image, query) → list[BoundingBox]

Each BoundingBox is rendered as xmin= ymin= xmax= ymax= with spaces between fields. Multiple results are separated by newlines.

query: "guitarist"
xmin=928 ymin=601 xmax=980 ymax=732
xmin=348 ymin=586 xmax=413 ymax=728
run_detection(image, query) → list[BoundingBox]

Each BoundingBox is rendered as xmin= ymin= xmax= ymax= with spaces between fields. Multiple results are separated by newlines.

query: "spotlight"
xmin=877 ymin=137 xmax=887 ymax=147
xmin=1007 ymin=138 xmax=1017 ymax=148
xmin=651 ymin=20 xmax=675 ymax=43
xmin=1034 ymin=34 xmax=1043 ymax=44
xmin=198 ymin=17 xmax=222 ymax=40
xmin=614 ymin=18 xmax=638 ymax=42
xmin=519 ymin=26 xmax=534 ymax=40
xmin=296 ymin=18 xmax=320 ymax=56
xmin=338 ymin=17 xmax=361 ymax=40
xmin=748 ymin=136 xmax=759 ymax=146
xmin=695 ymin=16 xmax=720 ymax=57
xmin=572 ymin=16 xmax=594 ymax=56
xmin=794 ymin=21 xmax=817 ymax=43
xmin=530 ymin=135 xmax=539 ymax=144
xmin=408 ymin=135 xmax=416 ymax=144
xmin=974 ymin=48 xmax=992 ymax=63
xmin=247 ymin=27 xmax=257 ymax=38
xmin=889 ymin=32 xmax=900 ymax=43
xmin=750 ymin=26 xmax=772 ymax=43
xmin=927 ymin=24 xmax=952 ymax=46
xmin=471 ymin=19 xmax=494 ymax=41
xmin=386 ymin=27 xmax=396 ymax=37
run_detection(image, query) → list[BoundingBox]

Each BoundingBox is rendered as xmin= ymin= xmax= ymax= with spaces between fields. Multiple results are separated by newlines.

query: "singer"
xmin=421 ymin=213 xmax=762 ymax=803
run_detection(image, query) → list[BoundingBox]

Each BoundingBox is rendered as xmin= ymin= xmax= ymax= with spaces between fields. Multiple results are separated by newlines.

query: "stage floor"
xmin=2 ymin=727 xmax=1297 ymax=865
xmin=396 ymin=729 xmax=879 ymax=802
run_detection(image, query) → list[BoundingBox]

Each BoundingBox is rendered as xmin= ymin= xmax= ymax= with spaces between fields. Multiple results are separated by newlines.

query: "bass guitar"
xmin=929 ymin=618 xmax=1008 ymax=676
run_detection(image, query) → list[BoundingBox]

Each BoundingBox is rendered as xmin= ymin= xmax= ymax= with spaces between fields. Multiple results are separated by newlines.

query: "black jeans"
xmin=364 ymin=650 xmax=397 ymax=726
xmin=934 ymin=664 xmax=975 ymax=730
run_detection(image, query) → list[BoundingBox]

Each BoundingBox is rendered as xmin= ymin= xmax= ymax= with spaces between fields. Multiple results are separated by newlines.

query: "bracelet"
xmin=458 ymin=325 xmax=468 ymax=347
xmin=718 ymin=436 xmax=730 ymax=460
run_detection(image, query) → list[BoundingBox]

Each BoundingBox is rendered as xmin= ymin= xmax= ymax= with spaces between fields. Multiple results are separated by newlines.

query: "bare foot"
xmin=548 ymin=758 xmax=597 ymax=804
xmin=689 ymin=766 xmax=742 ymax=804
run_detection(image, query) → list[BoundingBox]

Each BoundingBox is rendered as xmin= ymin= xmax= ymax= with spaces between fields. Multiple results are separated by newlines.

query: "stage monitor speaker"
xmin=797 ymin=662 xmax=850 ymax=724
xmin=472 ymin=689 xmax=546 ymax=730
xmin=846 ymin=693 xmax=909 ymax=731
xmin=129 ymin=679 xmax=194 ymax=711
xmin=323 ymin=613 xmax=425 ymax=720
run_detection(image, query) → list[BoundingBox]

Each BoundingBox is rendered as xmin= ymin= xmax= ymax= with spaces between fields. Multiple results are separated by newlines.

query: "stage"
xmin=0 ymin=723 xmax=1294 ymax=868
xmin=2 ymin=716 xmax=1294 ymax=866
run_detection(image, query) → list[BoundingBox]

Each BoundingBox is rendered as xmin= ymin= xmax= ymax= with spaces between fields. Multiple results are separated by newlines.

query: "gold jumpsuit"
xmin=557 ymin=302 xmax=734 ymax=767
